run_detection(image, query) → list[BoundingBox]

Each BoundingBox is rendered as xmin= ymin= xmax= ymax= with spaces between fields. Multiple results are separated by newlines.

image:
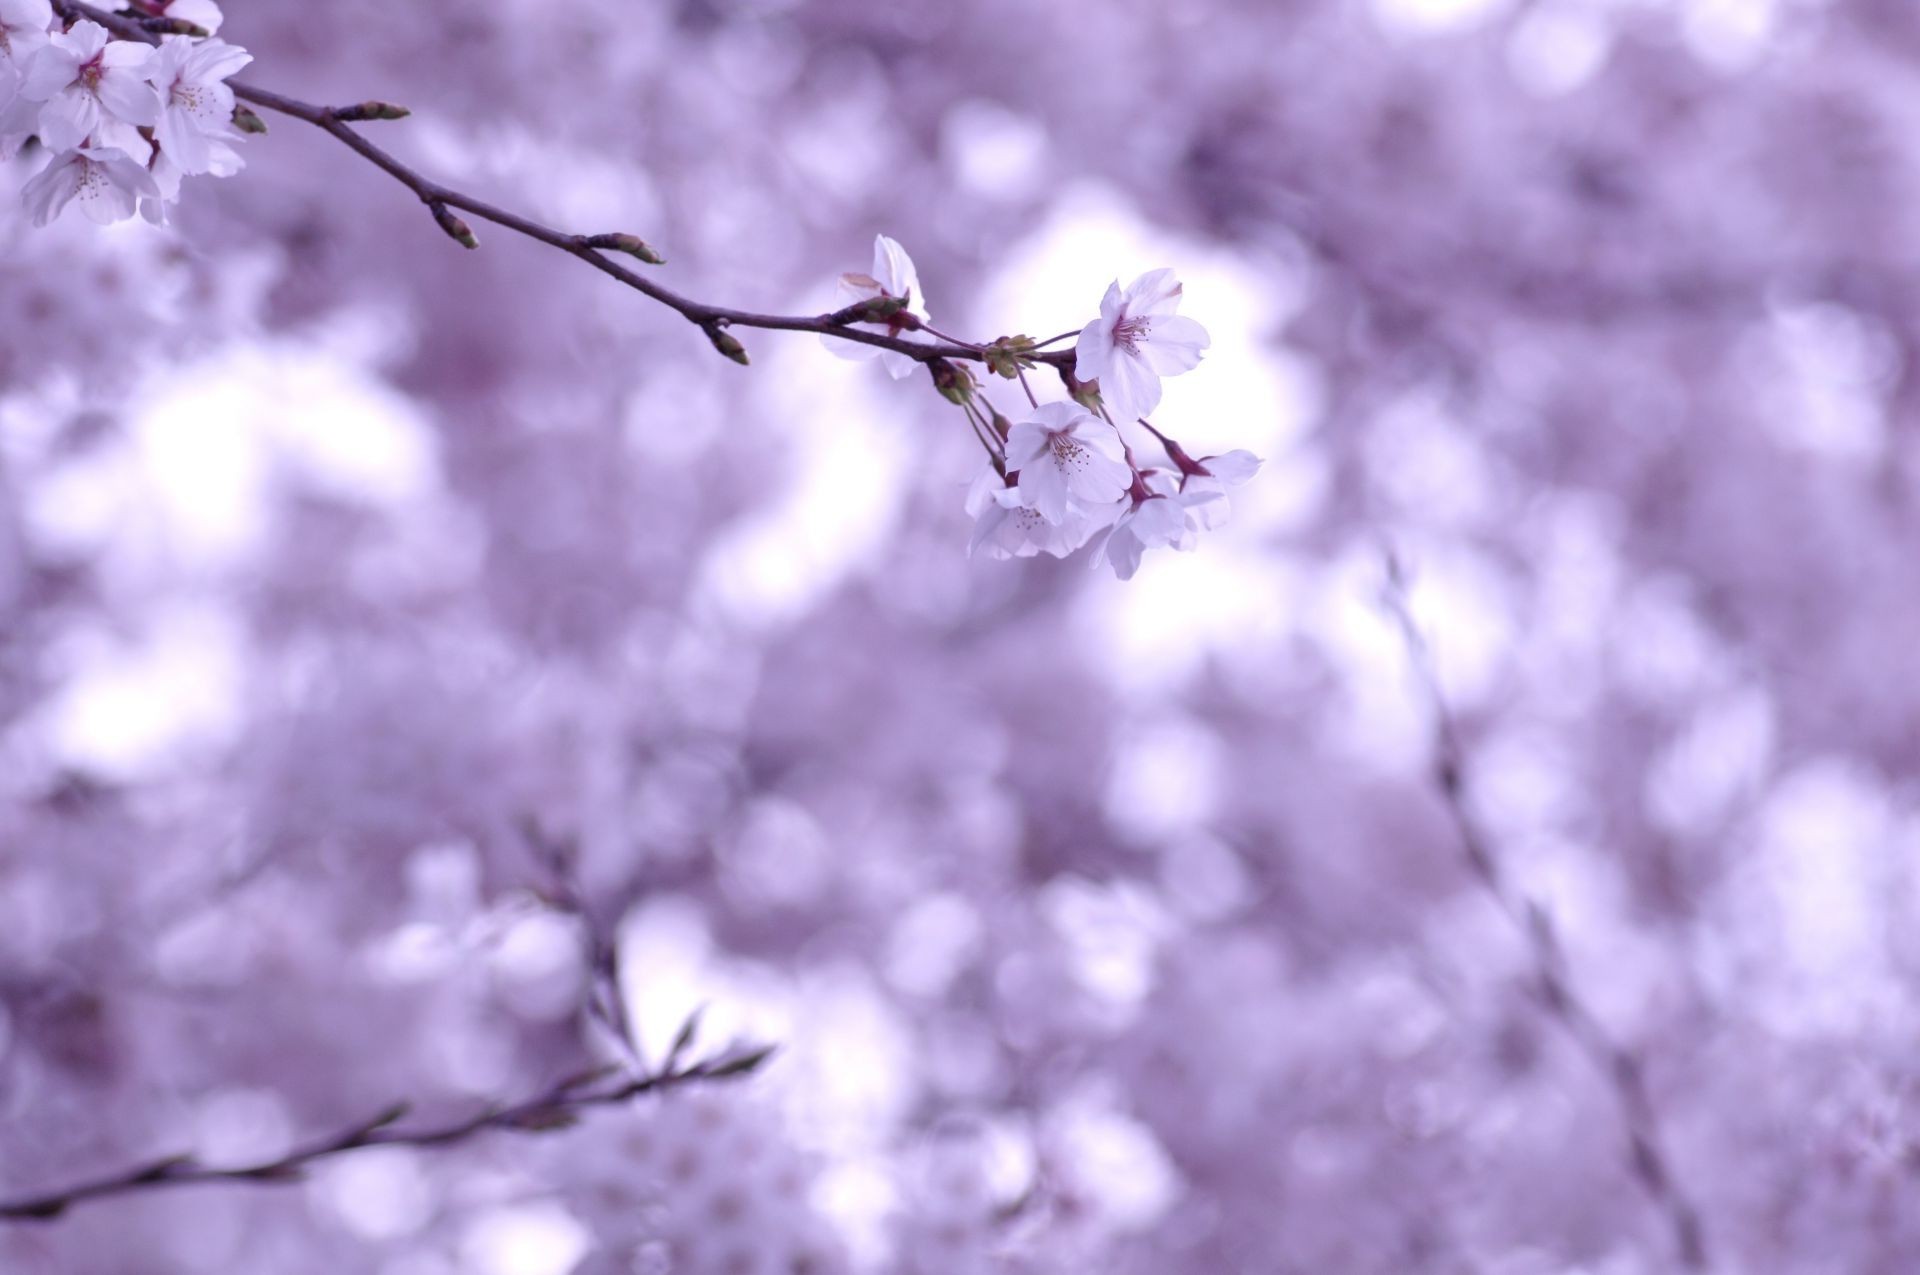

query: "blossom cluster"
xmin=833 ymin=235 xmax=1261 ymax=579
xmin=0 ymin=0 xmax=247 ymax=226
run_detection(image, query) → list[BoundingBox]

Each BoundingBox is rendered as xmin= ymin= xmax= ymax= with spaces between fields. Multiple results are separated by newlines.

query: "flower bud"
xmin=584 ymin=233 xmax=666 ymax=265
xmin=983 ymin=335 xmax=1037 ymax=379
xmin=928 ymin=358 xmax=974 ymax=405
xmin=1065 ymin=370 xmax=1103 ymax=412
xmin=705 ymin=326 xmax=750 ymax=365
xmin=332 ymin=101 xmax=413 ymax=123
xmin=231 ymin=106 xmax=269 ymax=135
xmin=431 ymin=202 xmax=480 ymax=250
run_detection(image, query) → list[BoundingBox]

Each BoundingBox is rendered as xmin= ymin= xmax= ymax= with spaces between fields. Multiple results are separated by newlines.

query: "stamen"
xmin=1112 ymin=312 xmax=1153 ymax=354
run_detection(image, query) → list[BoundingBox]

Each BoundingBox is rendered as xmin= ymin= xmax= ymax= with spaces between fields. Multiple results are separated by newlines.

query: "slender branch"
xmin=1380 ymin=554 xmax=1709 ymax=1272
xmin=0 ymin=1036 xmax=775 ymax=1223
xmin=56 ymin=0 xmax=1076 ymax=373
xmin=519 ymin=817 xmax=643 ymax=1070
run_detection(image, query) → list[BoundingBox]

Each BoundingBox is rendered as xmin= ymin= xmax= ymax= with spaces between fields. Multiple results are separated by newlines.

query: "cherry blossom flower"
xmin=21 ymin=19 xmax=161 ymax=153
xmin=1003 ymin=402 xmax=1131 ymax=525
xmin=824 ymin=233 xmax=929 ymax=380
xmin=0 ymin=0 xmax=53 ymax=66
xmin=966 ymin=467 xmax=1113 ymax=561
xmin=129 ymin=0 xmax=225 ymax=34
xmin=148 ymin=35 xmax=250 ymax=177
xmin=143 ymin=126 xmax=242 ymax=224
xmin=23 ymin=146 xmax=161 ymax=226
xmin=1074 ymin=268 xmax=1211 ymax=425
xmin=1172 ymin=448 xmax=1261 ymax=531
xmin=1090 ymin=489 xmax=1190 ymax=581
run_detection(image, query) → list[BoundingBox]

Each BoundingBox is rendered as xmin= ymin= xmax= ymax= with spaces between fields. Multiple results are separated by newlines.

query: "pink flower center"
xmin=1112 ymin=311 xmax=1153 ymax=355
xmin=80 ymin=53 xmax=104 ymax=92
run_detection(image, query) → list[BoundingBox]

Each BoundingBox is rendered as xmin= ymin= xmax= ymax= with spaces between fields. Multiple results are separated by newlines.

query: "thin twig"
xmin=0 ymin=1038 xmax=776 ymax=1223
xmin=55 ymin=0 xmax=1076 ymax=374
xmin=1381 ymin=553 xmax=1709 ymax=1272
xmin=519 ymin=817 xmax=643 ymax=1070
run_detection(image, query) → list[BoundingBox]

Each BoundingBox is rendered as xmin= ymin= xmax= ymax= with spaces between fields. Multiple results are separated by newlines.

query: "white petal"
xmin=0 ymin=0 xmax=53 ymax=33
xmin=1018 ymin=455 xmax=1070 ymax=524
xmin=873 ymin=234 xmax=924 ymax=313
xmin=1065 ymin=416 xmax=1126 ymax=461
xmin=1074 ymin=318 xmax=1116 ymax=381
xmin=21 ymin=149 xmax=81 ymax=225
xmin=98 ymin=66 xmax=162 ymax=126
xmin=1201 ymin=450 xmax=1262 ymax=486
xmin=1003 ymin=421 xmax=1049 ymax=469
xmin=158 ymin=102 xmax=212 ymax=173
xmin=1142 ymin=314 xmax=1210 ymax=376
xmin=1123 ymin=268 xmax=1184 ymax=316
xmin=32 ymin=89 xmax=94 ymax=151
xmin=821 ymin=333 xmax=884 ymax=364
xmin=184 ymin=37 xmax=251 ymax=83
xmin=19 ymin=45 xmax=77 ymax=100
xmin=1092 ymin=520 xmax=1146 ymax=581
xmin=58 ymin=19 xmax=107 ymax=61
xmin=1099 ymin=351 xmax=1163 ymax=425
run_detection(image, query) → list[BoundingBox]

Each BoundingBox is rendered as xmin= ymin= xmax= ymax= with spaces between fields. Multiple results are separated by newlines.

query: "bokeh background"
xmin=4 ymin=0 xmax=1919 ymax=1271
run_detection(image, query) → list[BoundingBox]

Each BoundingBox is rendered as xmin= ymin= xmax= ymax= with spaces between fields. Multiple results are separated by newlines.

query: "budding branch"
xmin=0 ymin=1033 xmax=774 ymax=1223
xmin=57 ymin=0 xmax=1078 ymax=374
xmin=1381 ymin=556 xmax=1710 ymax=1272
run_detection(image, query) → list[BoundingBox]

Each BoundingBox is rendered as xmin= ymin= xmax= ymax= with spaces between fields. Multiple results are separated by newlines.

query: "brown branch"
xmin=56 ymin=0 xmax=1076 ymax=374
xmin=1380 ymin=553 xmax=1710 ymax=1272
xmin=0 ymin=1035 xmax=775 ymax=1224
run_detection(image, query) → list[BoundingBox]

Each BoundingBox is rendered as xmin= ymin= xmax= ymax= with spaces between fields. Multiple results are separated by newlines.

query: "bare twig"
xmin=55 ymin=0 xmax=1077 ymax=374
xmin=519 ymin=816 xmax=644 ymax=1070
xmin=0 ymin=1036 xmax=775 ymax=1223
xmin=1381 ymin=553 xmax=1710 ymax=1272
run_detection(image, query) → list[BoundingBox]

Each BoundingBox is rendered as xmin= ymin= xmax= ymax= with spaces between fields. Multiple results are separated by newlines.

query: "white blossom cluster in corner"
xmin=0 ymin=0 xmax=248 ymax=226
xmin=833 ymin=235 xmax=1262 ymax=580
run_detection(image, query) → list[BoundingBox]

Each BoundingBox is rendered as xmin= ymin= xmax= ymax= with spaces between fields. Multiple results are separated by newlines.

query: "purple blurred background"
xmin=4 ymin=0 xmax=1919 ymax=1270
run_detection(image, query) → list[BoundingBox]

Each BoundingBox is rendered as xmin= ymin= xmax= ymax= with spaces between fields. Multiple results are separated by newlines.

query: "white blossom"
xmin=824 ymin=233 xmax=929 ymax=380
xmin=21 ymin=20 xmax=161 ymax=153
xmin=148 ymin=35 xmax=250 ymax=177
xmin=1003 ymin=401 xmax=1131 ymax=525
xmin=966 ymin=466 xmax=1112 ymax=561
xmin=1173 ymin=448 xmax=1261 ymax=532
xmin=130 ymin=0 xmax=225 ymax=34
xmin=1074 ymin=268 xmax=1211 ymax=425
xmin=1090 ymin=490 xmax=1190 ymax=581
xmin=23 ymin=146 xmax=160 ymax=226
xmin=0 ymin=0 xmax=53 ymax=66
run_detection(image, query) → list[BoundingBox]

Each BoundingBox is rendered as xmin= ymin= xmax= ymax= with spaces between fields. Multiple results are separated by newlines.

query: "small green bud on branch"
xmin=705 ymin=324 xmax=750 ymax=365
xmin=430 ymin=201 xmax=480 ymax=250
xmin=331 ymin=101 xmax=412 ymax=123
xmin=583 ymin=233 xmax=666 ymax=265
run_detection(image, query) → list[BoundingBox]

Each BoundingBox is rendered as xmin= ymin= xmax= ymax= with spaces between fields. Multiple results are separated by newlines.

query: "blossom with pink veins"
xmin=1003 ymin=401 xmax=1131 ymax=525
xmin=20 ymin=19 xmax=160 ymax=153
xmin=965 ymin=466 xmax=1114 ymax=561
xmin=23 ymin=145 xmax=161 ymax=226
xmin=1074 ymin=268 xmax=1211 ymax=425
xmin=149 ymin=35 xmax=250 ymax=177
